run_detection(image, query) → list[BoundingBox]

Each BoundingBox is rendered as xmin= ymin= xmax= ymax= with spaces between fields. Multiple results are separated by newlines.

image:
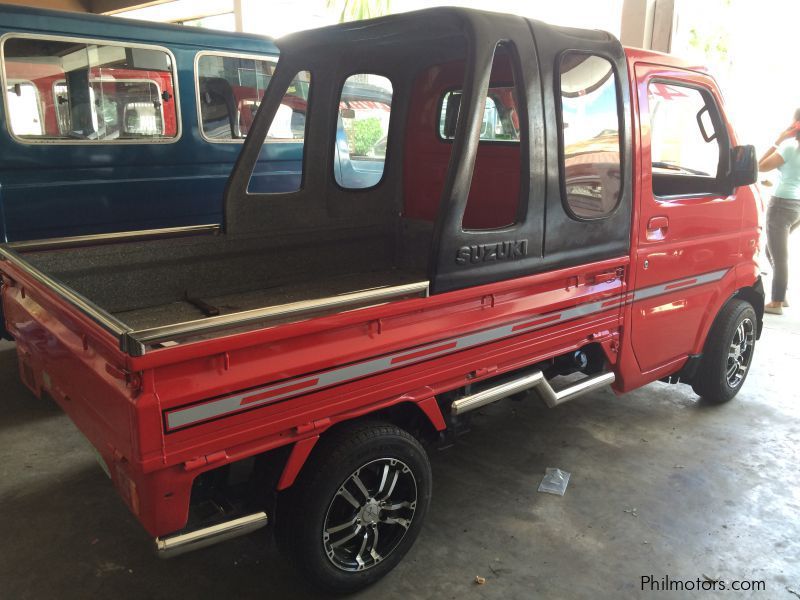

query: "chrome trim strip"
xmin=164 ymin=289 xmax=619 ymax=430
xmin=163 ymin=267 xmax=730 ymax=430
xmin=155 ymin=512 xmax=268 ymax=559
xmin=7 ymin=224 xmax=220 ymax=251
xmin=129 ymin=280 xmax=431 ymax=355
xmin=0 ymin=32 xmax=182 ymax=146
xmin=0 ymin=245 xmax=129 ymax=337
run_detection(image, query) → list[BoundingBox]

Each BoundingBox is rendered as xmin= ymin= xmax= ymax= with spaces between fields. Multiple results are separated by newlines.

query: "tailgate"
xmin=1 ymin=249 xmax=137 ymax=466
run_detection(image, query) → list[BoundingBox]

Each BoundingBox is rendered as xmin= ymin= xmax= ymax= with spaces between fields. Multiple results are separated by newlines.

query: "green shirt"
xmin=775 ymin=142 xmax=800 ymax=200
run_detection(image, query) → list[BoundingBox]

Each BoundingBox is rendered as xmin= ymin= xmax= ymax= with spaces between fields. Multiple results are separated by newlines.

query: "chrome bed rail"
xmin=0 ymin=241 xmax=429 ymax=357
xmin=125 ymin=281 xmax=430 ymax=356
xmin=7 ymin=224 xmax=220 ymax=252
xmin=0 ymin=243 xmax=131 ymax=339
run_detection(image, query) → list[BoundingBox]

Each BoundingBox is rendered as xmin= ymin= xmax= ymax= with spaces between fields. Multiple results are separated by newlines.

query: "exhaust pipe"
xmin=534 ymin=371 xmax=616 ymax=408
xmin=155 ymin=511 xmax=268 ymax=558
xmin=451 ymin=370 xmax=615 ymax=415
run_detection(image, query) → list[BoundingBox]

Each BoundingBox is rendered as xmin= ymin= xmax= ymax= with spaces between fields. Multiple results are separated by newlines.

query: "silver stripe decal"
xmin=165 ymin=268 xmax=729 ymax=430
xmin=631 ymin=269 xmax=728 ymax=302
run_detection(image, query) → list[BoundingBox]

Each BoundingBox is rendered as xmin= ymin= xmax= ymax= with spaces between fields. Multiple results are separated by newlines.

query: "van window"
xmin=439 ymin=87 xmax=520 ymax=142
xmin=196 ymin=53 xmax=277 ymax=141
xmin=558 ymin=52 xmax=622 ymax=219
xmin=246 ymin=70 xmax=310 ymax=193
xmin=5 ymin=81 xmax=44 ymax=136
xmin=334 ymin=74 xmax=393 ymax=190
xmin=648 ymin=82 xmax=722 ymax=196
xmin=2 ymin=36 xmax=178 ymax=142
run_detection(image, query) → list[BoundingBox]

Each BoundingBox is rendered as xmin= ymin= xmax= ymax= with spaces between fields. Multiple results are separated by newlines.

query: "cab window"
xmin=246 ymin=70 xmax=311 ymax=193
xmin=558 ymin=52 xmax=622 ymax=219
xmin=334 ymin=73 xmax=393 ymax=190
xmin=196 ymin=53 xmax=277 ymax=141
xmin=2 ymin=35 xmax=178 ymax=142
xmin=439 ymin=86 xmax=520 ymax=142
xmin=648 ymin=82 xmax=727 ymax=197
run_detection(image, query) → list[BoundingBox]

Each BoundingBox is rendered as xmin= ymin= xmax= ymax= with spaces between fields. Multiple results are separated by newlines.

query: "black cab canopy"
xmin=225 ymin=7 xmax=631 ymax=293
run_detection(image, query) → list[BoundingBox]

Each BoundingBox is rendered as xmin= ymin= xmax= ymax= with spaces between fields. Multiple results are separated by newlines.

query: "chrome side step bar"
xmin=451 ymin=371 xmax=615 ymax=415
xmin=155 ymin=512 xmax=268 ymax=558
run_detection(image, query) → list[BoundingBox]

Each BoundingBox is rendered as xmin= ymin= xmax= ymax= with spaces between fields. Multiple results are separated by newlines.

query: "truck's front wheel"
xmin=277 ymin=421 xmax=432 ymax=594
xmin=692 ymin=299 xmax=757 ymax=403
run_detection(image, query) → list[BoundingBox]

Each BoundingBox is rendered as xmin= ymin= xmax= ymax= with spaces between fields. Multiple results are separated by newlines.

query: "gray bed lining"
xmin=23 ymin=220 xmax=432 ymax=332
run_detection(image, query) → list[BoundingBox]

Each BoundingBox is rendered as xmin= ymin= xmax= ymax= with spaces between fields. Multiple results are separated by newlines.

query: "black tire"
xmin=692 ymin=298 xmax=757 ymax=403
xmin=276 ymin=420 xmax=432 ymax=594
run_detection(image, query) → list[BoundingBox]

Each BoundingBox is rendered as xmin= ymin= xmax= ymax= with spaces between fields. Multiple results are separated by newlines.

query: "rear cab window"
xmin=335 ymin=73 xmax=393 ymax=190
xmin=195 ymin=52 xmax=277 ymax=141
xmin=430 ymin=42 xmax=525 ymax=230
xmin=558 ymin=52 xmax=622 ymax=219
xmin=2 ymin=35 xmax=179 ymax=143
xmin=246 ymin=69 xmax=311 ymax=193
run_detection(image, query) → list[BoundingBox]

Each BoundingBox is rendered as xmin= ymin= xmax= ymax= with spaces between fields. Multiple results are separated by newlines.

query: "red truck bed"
xmin=0 ymin=8 xmax=764 ymax=594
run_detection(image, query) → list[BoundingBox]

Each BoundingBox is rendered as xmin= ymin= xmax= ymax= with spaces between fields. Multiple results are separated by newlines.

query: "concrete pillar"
xmin=233 ymin=0 xmax=244 ymax=32
xmin=620 ymin=0 xmax=677 ymax=52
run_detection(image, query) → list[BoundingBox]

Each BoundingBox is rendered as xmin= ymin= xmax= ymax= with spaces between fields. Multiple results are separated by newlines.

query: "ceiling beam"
xmin=2 ymin=0 xmax=90 ymax=11
xmin=88 ymin=0 xmax=172 ymax=15
xmin=620 ymin=0 xmax=676 ymax=52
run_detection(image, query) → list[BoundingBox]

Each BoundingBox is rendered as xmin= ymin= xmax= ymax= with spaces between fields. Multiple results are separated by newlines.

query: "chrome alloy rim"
xmin=726 ymin=317 xmax=755 ymax=388
xmin=322 ymin=458 xmax=417 ymax=572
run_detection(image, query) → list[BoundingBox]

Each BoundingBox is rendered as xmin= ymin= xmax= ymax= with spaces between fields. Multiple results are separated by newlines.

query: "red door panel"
xmin=630 ymin=63 xmax=742 ymax=372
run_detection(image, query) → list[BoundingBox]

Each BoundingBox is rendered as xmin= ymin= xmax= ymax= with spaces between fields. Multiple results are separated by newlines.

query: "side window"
xmin=2 ymin=36 xmax=178 ymax=142
xmin=196 ymin=53 xmax=277 ymax=141
xmin=334 ymin=74 xmax=393 ymax=190
xmin=246 ymin=70 xmax=310 ymax=193
xmin=558 ymin=52 xmax=622 ymax=219
xmin=648 ymin=82 xmax=723 ymax=196
xmin=5 ymin=81 xmax=44 ymax=136
xmin=439 ymin=87 xmax=520 ymax=142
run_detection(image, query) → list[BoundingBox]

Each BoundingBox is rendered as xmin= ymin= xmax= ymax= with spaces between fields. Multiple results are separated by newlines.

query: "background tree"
xmin=325 ymin=0 xmax=392 ymax=23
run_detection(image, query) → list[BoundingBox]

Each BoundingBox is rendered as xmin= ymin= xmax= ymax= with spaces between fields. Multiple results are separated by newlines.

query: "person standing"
xmin=758 ymin=111 xmax=800 ymax=315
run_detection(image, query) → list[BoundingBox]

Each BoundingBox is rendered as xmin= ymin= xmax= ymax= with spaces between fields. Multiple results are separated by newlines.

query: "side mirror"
xmin=730 ymin=145 xmax=757 ymax=187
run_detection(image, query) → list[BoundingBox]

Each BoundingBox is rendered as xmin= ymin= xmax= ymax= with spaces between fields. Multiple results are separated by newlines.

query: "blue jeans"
xmin=766 ymin=197 xmax=800 ymax=302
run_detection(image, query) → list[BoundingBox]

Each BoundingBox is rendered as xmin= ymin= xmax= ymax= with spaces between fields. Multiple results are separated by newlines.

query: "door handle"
xmin=646 ymin=216 xmax=669 ymax=241
xmin=588 ymin=267 xmax=624 ymax=285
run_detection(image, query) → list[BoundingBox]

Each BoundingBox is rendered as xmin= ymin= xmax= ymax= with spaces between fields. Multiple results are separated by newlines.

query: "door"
xmin=630 ymin=63 xmax=742 ymax=372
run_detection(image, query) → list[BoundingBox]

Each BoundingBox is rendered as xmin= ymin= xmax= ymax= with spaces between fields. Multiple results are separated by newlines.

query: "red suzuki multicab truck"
xmin=0 ymin=8 xmax=763 ymax=593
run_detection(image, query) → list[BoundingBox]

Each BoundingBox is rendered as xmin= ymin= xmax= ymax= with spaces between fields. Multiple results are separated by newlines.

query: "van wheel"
xmin=276 ymin=421 xmax=432 ymax=594
xmin=692 ymin=299 xmax=757 ymax=403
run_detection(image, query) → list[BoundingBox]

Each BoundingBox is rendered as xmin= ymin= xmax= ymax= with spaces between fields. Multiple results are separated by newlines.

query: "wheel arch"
xmin=276 ymin=398 xmax=445 ymax=493
xmin=733 ymin=277 xmax=765 ymax=338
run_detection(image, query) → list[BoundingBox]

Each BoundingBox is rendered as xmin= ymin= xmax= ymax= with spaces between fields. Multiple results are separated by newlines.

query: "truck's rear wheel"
xmin=276 ymin=421 xmax=432 ymax=594
xmin=692 ymin=299 xmax=756 ymax=403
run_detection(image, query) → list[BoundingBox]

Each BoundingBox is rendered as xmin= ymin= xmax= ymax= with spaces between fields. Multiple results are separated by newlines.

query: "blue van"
xmin=0 ymin=4 xmax=302 ymax=242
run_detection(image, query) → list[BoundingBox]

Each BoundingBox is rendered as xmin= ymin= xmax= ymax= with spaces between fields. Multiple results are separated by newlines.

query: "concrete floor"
xmin=1 ymin=306 xmax=799 ymax=599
